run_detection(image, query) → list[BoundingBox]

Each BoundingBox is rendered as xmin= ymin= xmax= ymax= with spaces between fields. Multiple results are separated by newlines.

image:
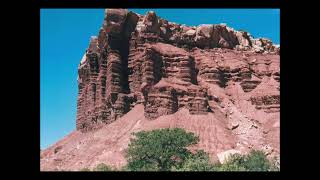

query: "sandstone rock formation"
xmin=41 ymin=9 xmax=280 ymax=171
xmin=76 ymin=9 xmax=279 ymax=132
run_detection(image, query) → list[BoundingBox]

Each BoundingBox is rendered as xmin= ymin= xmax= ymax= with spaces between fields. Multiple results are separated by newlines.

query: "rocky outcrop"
xmin=144 ymin=83 xmax=178 ymax=119
xmin=187 ymin=87 xmax=211 ymax=114
xmin=76 ymin=9 xmax=139 ymax=131
xmin=42 ymin=9 xmax=280 ymax=171
xmin=191 ymin=48 xmax=279 ymax=94
xmin=240 ymin=76 xmax=262 ymax=92
xmin=250 ymin=95 xmax=280 ymax=113
xmin=251 ymin=38 xmax=280 ymax=54
xmin=76 ymin=9 xmax=280 ymax=131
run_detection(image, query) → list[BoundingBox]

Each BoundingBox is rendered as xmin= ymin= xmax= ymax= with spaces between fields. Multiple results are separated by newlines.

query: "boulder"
xmin=217 ymin=149 xmax=241 ymax=164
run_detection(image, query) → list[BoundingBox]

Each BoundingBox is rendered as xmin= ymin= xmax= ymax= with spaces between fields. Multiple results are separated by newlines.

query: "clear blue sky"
xmin=40 ymin=9 xmax=280 ymax=149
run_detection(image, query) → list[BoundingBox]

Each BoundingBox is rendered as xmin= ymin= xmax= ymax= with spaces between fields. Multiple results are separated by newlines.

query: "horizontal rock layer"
xmin=76 ymin=9 xmax=280 ymax=132
xmin=41 ymin=9 xmax=280 ymax=171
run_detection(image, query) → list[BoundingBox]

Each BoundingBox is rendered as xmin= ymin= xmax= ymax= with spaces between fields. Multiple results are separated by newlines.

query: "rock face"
xmin=76 ymin=9 xmax=139 ymax=131
xmin=41 ymin=9 xmax=280 ymax=171
xmin=76 ymin=9 xmax=280 ymax=132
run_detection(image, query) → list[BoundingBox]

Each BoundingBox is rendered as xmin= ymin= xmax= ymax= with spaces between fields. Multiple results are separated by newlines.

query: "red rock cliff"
xmin=40 ymin=9 xmax=280 ymax=171
xmin=76 ymin=9 xmax=279 ymax=132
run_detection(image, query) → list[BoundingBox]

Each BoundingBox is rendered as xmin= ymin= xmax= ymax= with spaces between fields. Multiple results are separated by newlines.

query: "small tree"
xmin=173 ymin=150 xmax=216 ymax=171
xmin=126 ymin=128 xmax=199 ymax=171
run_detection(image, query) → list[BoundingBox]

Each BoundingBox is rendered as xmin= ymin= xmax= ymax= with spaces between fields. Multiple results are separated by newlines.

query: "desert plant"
xmin=217 ymin=153 xmax=247 ymax=171
xmin=126 ymin=128 xmax=199 ymax=171
xmin=173 ymin=150 xmax=216 ymax=171
xmin=92 ymin=163 xmax=112 ymax=171
xmin=215 ymin=150 xmax=273 ymax=171
xmin=243 ymin=150 xmax=271 ymax=171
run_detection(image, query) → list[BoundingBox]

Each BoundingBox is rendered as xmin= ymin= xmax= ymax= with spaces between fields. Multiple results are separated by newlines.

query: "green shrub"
xmin=120 ymin=165 xmax=130 ymax=171
xmin=173 ymin=150 xmax=216 ymax=171
xmin=217 ymin=153 xmax=247 ymax=171
xmin=244 ymin=150 xmax=271 ymax=171
xmin=216 ymin=150 xmax=273 ymax=171
xmin=126 ymin=128 xmax=199 ymax=171
xmin=125 ymin=128 xmax=278 ymax=172
xmin=92 ymin=163 xmax=112 ymax=171
xmin=218 ymin=163 xmax=247 ymax=171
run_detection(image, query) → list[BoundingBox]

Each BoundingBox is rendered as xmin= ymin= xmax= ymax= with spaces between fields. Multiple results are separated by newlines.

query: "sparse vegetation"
xmin=78 ymin=128 xmax=279 ymax=172
xmin=209 ymin=150 xmax=278 ymax=171
xmin=216 ymin=153 xmax=247 ymax=171
xmin=79 ymin=163 xmax=113 ymax=171
xmin=92 ymin=163 xmax=113 ymax=171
